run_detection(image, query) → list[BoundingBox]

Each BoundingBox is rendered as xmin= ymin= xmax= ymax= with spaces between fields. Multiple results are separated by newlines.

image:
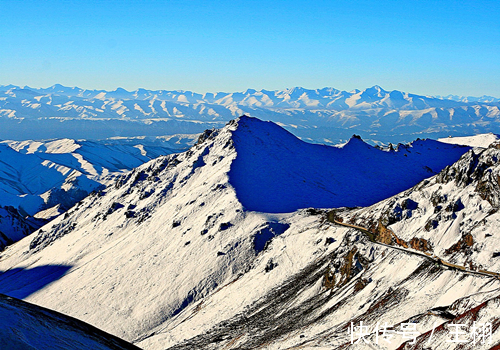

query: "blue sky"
xmin=1 ymin=0 xmax=499 ymax=96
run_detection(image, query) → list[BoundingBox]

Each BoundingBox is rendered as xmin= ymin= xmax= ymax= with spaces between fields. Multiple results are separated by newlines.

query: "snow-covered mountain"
xmin=0 ymin=293 xmax=140 ymax=349
xmin=1 ymin=84 xmax=500 ymax=144
xmin=0 ymin=135 xmax=197 ymax=249
xmin=336 ymin=141 xmax=500 ymax=278
xmin=437 ymin=94 xmax=500 ymax=103
xmin=0 ymin=116 xmax=489 ymax=350
xmin=324 ymin=142 xmax=500 ymax=348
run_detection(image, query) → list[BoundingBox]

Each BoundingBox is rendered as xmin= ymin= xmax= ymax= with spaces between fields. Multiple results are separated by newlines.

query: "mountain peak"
xmin=341 ymin=134 xmax=373 ymax=150
xmin=1 ymin=84 xmax=499 ymax=145
xmin=371 ymin=84 xmax=385 ymax=91
xmin=363 ymin=85 xmax=387 ymax=95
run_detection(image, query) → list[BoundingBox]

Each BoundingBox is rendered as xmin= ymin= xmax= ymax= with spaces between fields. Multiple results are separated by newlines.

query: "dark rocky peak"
xmin=436 ymin=148 xmax=500 ymax=207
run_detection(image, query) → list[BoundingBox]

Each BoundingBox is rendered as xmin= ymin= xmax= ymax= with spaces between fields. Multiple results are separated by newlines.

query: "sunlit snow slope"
xmin=438 ymin=133 xmax=500 ymax=148
xmin=0 ymin=136 xmax=196 ymax=249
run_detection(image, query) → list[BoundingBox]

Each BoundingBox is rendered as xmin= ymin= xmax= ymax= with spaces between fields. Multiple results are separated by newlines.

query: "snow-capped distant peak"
xmin=438 ymin=133 xmax=500 ymax=148
xmin=2 ymin=83 xmax=499 ymax=146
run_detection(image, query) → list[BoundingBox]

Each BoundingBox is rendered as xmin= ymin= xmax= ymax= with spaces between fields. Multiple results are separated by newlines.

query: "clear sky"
xmin=1 ymin=0 xmax=499 ymax=96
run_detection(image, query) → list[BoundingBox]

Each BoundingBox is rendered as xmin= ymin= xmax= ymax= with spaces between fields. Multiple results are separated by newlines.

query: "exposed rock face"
xmin=0 ymin=206 xmax=48 ymax=250
xmin=436 ymin=148 xmax=500 ymax=208
xmin=339 ymin=146 xmax=500 ymax=275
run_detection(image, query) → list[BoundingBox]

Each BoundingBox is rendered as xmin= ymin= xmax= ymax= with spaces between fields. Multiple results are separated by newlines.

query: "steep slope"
xmin=308 ymin=142 xmax=500 ymax=350
xmin=0 ymin=117 xmax=485 ymax=350
xmin=138 ymin=133 xmax=500 ymax=350
xmin=336 ymin=142 xmax=500 ymax=274
xmin=229 ymin=117 xmax=468 ymax=212
xmin=0 ymin=136 xmax=196 ymax=249
xmin=0 ymin=294 xmax=141 ymax=350
xmin=0 ymin=206 xmax=46 ymax=248
xmin=393 ymin=292 xmax=500 ymax=349
xmin=140 ymin=221 xmax=500 ymax=350
xmin=0 ymin=119 xmax=257 ymax=343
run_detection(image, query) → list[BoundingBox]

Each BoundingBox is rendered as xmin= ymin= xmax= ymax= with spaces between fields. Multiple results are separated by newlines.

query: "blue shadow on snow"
xmin=0 ymin=265 xmax=72 ymax=299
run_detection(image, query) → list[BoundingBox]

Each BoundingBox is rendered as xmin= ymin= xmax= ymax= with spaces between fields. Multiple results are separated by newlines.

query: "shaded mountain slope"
xmin=0 ymin=205 xmax=47 ymax=249
xmin=229 ymin=117 xmax=468 ymax=212
xmin=0 ymin=294 xmax=141 ymax=350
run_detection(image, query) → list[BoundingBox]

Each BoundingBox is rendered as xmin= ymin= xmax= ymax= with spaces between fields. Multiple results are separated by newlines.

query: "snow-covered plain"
xmin=1 ymin=117 xmax=496 ymax=349
xmin=438 ymin=133 xmax=500 ymax=148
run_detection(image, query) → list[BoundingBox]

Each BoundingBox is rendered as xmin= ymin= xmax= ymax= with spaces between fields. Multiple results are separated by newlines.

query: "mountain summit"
xmin=228 ymin=116 xmax=468 ymax=212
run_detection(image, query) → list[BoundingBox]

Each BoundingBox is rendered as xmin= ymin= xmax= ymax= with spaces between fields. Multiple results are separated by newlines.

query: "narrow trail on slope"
xmin=326 ymin=216 xmax=500 ymax=280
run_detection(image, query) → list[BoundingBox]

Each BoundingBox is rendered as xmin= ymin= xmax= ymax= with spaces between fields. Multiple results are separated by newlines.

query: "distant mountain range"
xmin=436 ymin=94 xmax=500 ymax=103
xmin=1 ymin=84 xmax=499 ymax=144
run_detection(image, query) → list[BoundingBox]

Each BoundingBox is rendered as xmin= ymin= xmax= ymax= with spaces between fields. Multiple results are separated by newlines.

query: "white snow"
xmin=0 ymin=136 xmax=197 ymax=249
xmin=0 ymin=116 xmax=496 ymax=350
xmin=2 ymin=84 xmax=500 ymax=146
xmin=438 ymin=133 xmax=500 ymax=148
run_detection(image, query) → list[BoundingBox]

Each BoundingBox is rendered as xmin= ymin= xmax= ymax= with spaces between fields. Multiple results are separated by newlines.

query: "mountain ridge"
xmin=2 ymin=83 xmax=498 ymax=102
xmin=0 ymin=135 xmax=197 ymax=249
xmin=228 ymin=116 xmax=470 ymax=212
